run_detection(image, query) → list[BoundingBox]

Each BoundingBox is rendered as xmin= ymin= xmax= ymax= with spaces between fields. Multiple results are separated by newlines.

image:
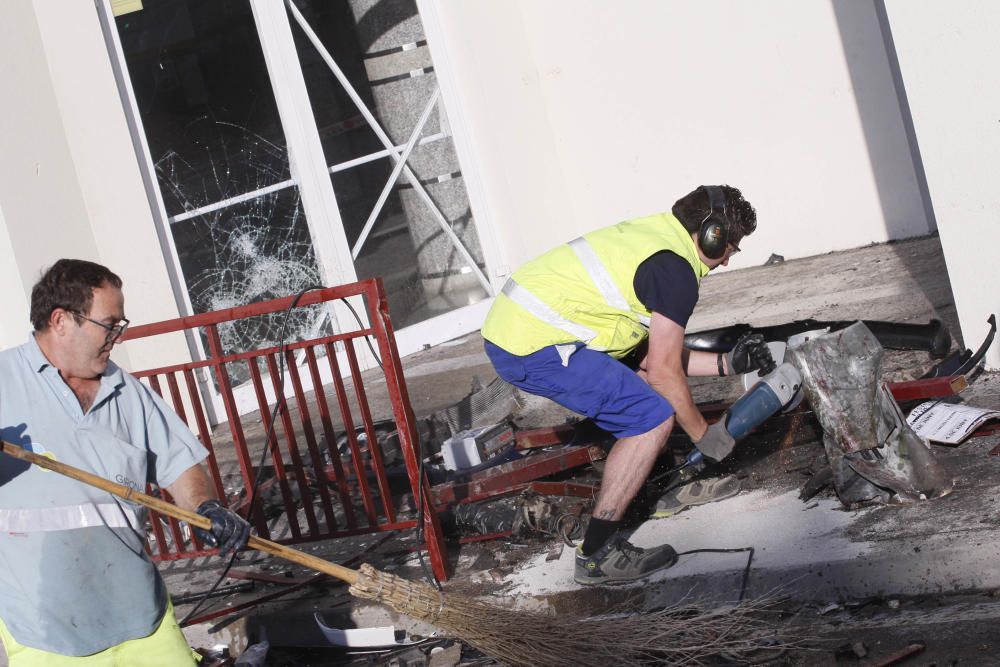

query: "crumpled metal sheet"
xmin=789 ymin=322 xmax=953 ymax=505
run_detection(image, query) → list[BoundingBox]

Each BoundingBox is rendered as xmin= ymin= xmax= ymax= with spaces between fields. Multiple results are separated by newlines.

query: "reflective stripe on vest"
xmin=501 ymin=279 xmax=602 ymax=347
xmin=482 ymin=213 xmax=707 ymax=357
xmin=0 ymin=503 xmax=144 ymax=533
xmin=568 ymin=236 xmax=651 ymax=327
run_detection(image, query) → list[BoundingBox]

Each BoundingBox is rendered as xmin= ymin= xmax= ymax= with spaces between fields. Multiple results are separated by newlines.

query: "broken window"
xmin=106 ymin=0 xmax=495 ymax=414
xmin=115 ymin=1 xmax=326 ymax=361
xmin=112 ymin=0 xmax=491 ymax=348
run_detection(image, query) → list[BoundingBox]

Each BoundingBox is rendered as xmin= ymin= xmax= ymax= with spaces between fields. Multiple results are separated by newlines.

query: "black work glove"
xmin=194 ymin=499 xmax=250 ymax=557
xmin=694 ymin=420 xmax=736 ymax=463
xmin=726 ymin=333 xmax=777 ymax=376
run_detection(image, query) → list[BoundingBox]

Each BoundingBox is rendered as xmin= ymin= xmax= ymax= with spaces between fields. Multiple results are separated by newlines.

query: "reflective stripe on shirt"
xmin=0 ymin=503 xmax=144 ymax=533
xmin=501 ymin=279 xmax=602 ymax=347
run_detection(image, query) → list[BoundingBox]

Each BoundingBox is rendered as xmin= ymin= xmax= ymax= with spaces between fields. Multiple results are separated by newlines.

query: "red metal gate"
xmin=121 ymin=278 xmax=448 ymax=580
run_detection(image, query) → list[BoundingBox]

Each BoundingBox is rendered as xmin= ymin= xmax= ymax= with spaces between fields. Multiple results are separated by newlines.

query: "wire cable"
xmin=339 ymin=296 xmax=383 ymax=371
xmin=336 ymin=297 xmax=439 ymax=590
xmin=181 ymin=285 xmax=324 ymax=625
xmin=676 ymin=546 xmax=755 ymax=603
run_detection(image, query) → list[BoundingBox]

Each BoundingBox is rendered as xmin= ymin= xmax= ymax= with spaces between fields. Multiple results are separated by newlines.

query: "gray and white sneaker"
xmin=651 ymin=475 xmax=742 ymax=518
xmin=574 ymin=535 xmax=678 ymax=585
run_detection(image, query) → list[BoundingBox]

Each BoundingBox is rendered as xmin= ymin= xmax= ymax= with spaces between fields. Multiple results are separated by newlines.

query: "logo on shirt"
xmin=115 ymin=474 xmax=141 ymax=491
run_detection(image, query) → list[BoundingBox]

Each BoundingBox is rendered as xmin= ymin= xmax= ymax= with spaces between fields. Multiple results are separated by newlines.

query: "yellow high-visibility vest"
xmin=482 ymin=213 xmax=709 ymax=359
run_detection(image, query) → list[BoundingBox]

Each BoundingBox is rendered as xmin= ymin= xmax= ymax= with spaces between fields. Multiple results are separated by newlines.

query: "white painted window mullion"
xmin=249 ymin=0 xmax=354 ymax=291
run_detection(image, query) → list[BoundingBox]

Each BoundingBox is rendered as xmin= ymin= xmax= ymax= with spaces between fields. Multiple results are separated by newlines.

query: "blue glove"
xmin=194 ymin=499 xmax=250 ymax=557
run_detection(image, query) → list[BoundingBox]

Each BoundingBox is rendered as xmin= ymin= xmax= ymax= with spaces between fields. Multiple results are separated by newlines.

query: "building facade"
xmin=1 ymin=0 xmax=996 ymax=391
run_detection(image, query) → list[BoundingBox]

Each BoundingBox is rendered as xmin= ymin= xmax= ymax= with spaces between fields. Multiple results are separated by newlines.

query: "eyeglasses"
xmin=72 ymin=312 xmax=130 ymax=342
xmin=727 ymin=242 xmax=742 ymax=255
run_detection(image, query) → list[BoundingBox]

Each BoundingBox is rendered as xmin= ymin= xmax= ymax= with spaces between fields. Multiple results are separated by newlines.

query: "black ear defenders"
xmin=697 ymin=185 xmax=729 ymax=260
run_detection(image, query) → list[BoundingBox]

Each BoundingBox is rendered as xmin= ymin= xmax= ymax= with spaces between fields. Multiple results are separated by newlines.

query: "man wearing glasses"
xmin=0 ymin=259 xmax=249 ymax=664
xmin=482 ymin=185 xmax=772 ymax=585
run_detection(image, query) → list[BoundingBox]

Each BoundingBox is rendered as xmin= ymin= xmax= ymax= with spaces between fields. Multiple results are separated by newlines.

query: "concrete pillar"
xmin=346 ymin=0 xmax=485 ymax=300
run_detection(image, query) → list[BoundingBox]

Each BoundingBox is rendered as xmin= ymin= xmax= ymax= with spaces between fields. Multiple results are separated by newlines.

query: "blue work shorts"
xmin=483 ymin=340 xmax=674 ymax=437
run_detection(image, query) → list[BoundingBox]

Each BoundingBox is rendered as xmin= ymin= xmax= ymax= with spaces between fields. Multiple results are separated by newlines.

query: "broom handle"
xmin=0 ymin=441 xmax=360 ymax=586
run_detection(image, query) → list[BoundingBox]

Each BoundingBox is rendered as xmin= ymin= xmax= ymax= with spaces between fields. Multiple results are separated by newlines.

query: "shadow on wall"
xmin=832 ymin=1 xmax=960 ymax=343
xmin=886 ymin=239 xmax=964 ymax=348
xmin=830 ymin=0 xmax=936 ymax=240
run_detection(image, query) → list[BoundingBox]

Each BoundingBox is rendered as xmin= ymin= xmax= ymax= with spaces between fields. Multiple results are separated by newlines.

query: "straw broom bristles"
xmin=0 ymin=442 xmax=805 ymax=666
xmin=350 ymin=563 xmax=800 ymax=667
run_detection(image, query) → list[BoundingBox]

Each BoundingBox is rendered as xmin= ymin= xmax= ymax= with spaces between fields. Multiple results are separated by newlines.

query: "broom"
xmin=0 ymin=441 xmax=793 ymax=667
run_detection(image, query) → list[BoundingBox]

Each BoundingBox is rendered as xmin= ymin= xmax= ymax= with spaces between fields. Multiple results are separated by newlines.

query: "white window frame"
xmin=98 ymin=0 xmax=501 ymax=420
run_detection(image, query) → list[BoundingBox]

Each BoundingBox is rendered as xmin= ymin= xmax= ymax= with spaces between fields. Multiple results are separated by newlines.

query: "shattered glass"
xmin=116 ymin=2 xmax=328 ymax=372
xmin=117 ymin=0 xmax=489 ymax=359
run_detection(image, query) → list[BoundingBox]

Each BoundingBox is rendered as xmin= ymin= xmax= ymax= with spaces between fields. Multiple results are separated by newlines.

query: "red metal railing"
xmin=122 ymin=279 xmax=448 ymax=580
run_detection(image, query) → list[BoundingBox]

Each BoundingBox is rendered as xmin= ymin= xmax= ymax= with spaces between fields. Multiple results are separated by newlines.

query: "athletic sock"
xmin=581 ymin=518 xmax=621 ymax=556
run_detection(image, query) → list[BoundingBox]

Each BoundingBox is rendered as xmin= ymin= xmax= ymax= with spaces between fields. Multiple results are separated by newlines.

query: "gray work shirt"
xmin=0 ymin=335 xmax=207 ymax=655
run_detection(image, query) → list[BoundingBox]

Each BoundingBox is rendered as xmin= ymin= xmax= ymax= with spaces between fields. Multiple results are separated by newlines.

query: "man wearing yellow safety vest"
xmin=481 ymin=185 xmax=774 ymax=585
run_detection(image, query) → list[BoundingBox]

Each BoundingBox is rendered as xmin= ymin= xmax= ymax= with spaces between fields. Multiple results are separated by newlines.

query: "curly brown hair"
xmin=30 ymin=259 xmax=123 ymax=331
xmin=671 ymin=185 xmax=757 ymax=246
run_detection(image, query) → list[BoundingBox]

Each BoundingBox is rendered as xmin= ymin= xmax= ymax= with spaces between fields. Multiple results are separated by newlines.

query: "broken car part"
xmin=921 ymin=313 xmax=996 ymax=379
xmin=920 ymin=348 xmax=971 ymax=379
xmin=442 ymin=495 xmax=522 ymax=536
xmin=431 ymin=445 xmax=605 ymax=506
xmin=435 ymin=375 xmax=526 ymax=434
xmin=233 ymin=640 xmax=269 ymax=667
xmin=953 ymin=313 xmax=996 ymax=376
xmin=685 ymin=318 xmax=951 ymax=358
xmin=441 ymin=491 xmax=583 ymax=543
xmin=788 ymin=322 xmax=954 ymax=506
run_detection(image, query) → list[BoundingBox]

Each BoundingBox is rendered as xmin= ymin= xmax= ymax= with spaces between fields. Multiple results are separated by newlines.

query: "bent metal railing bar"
xmin=123 ymin=279 xmax=448 ymax=580
xmin=324 ymin=340 xmax=378 ymax=527
xmin=247 ymin=358 xmax=301 ymax=539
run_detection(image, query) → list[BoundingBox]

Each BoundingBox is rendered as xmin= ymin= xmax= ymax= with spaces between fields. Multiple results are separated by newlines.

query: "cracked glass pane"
xmin=116 ymin=0 xmax=326 ymax=364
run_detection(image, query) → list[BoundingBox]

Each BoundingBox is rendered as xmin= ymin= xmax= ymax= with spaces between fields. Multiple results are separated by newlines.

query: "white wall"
xmin=0 ymin=0 xmax=190 ymax=372
xmin=0 ymin=203 xmax=31 ymax=350
xmin=427 ymin=0 xmax=930 ymax=275
xmin=0 ymin=0 xmax=102 ymax=345
xmin=883 ymin=1 xmax=1000 ymax=369
xmin=419 ymin=0 xmax=575 ymax=280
